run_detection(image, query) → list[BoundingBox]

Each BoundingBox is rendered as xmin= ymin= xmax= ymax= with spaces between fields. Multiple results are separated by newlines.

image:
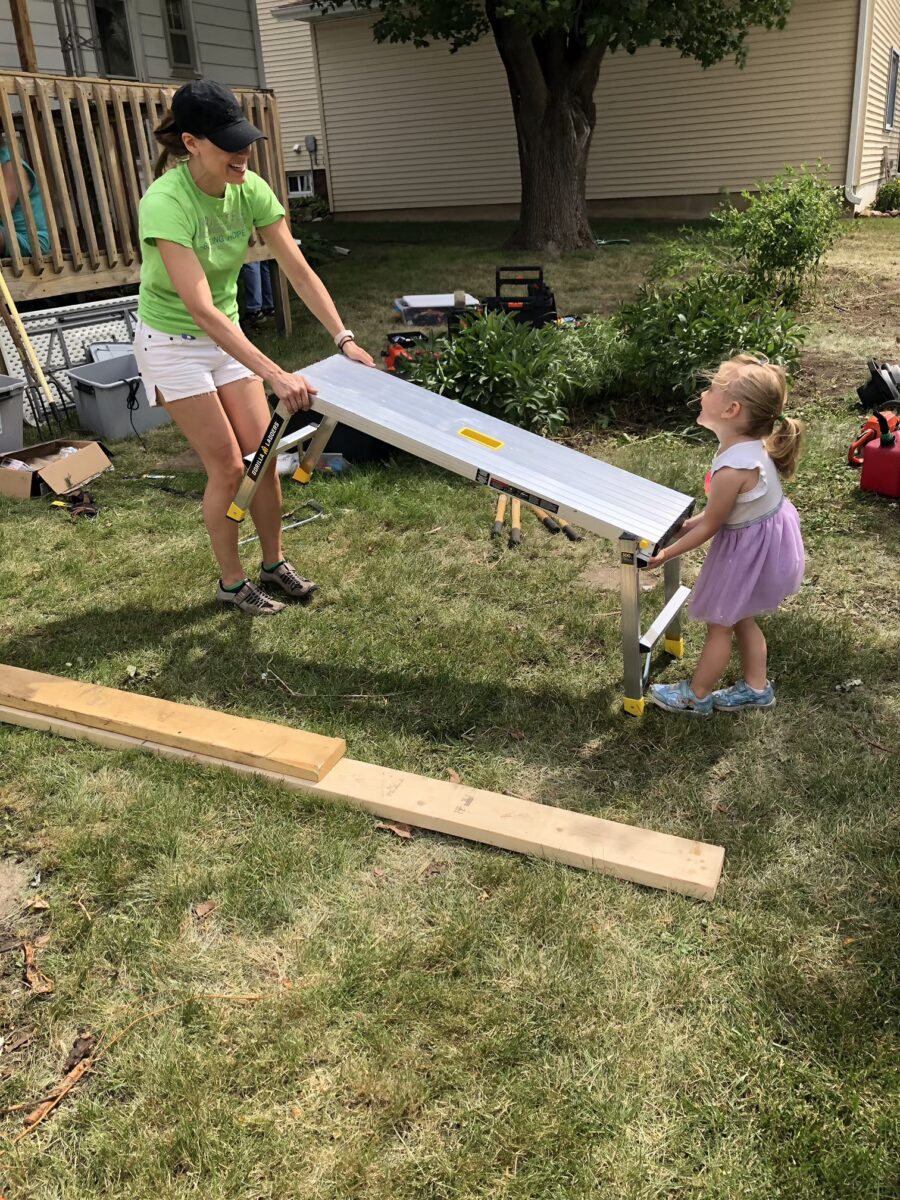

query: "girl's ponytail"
xmin=765 ymin=416 xmax=804 ymax=479
xmin=153 ymin=109 xmax=185 ymax=178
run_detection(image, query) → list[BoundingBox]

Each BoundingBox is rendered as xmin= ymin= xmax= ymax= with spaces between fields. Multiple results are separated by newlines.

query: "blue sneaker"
xmin=711 ymin=679 xmax=775 ymax=711
xmin=648 ymin=680 xmax=713 ymax=716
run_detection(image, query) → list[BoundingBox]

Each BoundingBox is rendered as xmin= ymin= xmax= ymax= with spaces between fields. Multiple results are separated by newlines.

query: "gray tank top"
xmin=710 ymin=439 xmax=784 ymax=528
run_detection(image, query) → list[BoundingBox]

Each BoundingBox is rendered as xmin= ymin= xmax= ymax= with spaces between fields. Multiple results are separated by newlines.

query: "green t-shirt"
xmin=138 ymin=163 xmax=284 ymax=335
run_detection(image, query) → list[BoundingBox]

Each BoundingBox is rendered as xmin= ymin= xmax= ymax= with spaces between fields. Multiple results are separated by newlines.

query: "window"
xmin=91 ymin=0 xmax=138 ymax=78
xmin=887 ymin=48 xmax=899 ymax=131
xmin=163 ymin=0 xmax=199 ymax=73
xmin=287 ymin=171 xmax=314 ymax=198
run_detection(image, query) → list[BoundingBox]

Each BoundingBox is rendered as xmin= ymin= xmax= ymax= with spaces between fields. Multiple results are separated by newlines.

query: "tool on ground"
xmin=238 ymin=499 xmax=326 ymax=545
xmin=509 ymin=497 xmax=522 ymax=547
xmin=554 ymin=514 xmax=583 ymax=542
xmin=528 ymin=503 xmax=561 ymax=533
xmin=851 ymin=359 xmax=900 ymax=498
xmin=235 ymin=355 xmax=694 ymax=715
xmin=483 ymin=266 xmax=557 ymax=328
xmin=491 ymin=492 xmax=508 ymax=538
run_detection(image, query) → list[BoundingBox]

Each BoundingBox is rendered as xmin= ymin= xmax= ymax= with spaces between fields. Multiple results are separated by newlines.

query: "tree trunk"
xmin=487 ymin=13 xmax=606 ymax=254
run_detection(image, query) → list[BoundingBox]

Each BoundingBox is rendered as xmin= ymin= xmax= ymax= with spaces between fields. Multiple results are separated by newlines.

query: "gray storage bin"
xmin=0 ymin=374 xmax=25 ymax=454
xmin=67 ymin=354 xmax=170 ymax=441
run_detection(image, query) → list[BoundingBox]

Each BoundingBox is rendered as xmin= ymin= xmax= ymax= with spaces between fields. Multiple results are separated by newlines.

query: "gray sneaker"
xmin=217 ymin=578 xmax=285 ymax=616
xmin=711 ymin=679 xmax=776 ymax=711
xmin=260 ymin=560 xmax=317 ymax=602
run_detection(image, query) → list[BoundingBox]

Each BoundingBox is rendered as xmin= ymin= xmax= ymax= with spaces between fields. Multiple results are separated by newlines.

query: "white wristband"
xmin=334 ymin=328 xmax=354 ymax=349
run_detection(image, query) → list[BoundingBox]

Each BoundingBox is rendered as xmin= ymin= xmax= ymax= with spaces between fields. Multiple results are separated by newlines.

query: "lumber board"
xmin=0 ymin=666 xmax=344 ymax=784
xmin=0 ymin=702 xmax=724 ymax=901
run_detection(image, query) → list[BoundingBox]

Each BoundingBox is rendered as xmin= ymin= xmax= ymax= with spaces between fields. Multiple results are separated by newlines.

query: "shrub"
xmin=712 ymin=164 xmax=843 ymax=305
xmin=617 ymin=271 xmax=806 ymax=399
xmin=873 ymin=178 xmax=900 ymax=212
xmin=395 ymin=311 xmax=573 ymax=434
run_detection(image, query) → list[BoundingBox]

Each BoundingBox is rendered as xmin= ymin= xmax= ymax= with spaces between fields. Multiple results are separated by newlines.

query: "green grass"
xmin=1 ymin=219 xmax=898 ymax=1199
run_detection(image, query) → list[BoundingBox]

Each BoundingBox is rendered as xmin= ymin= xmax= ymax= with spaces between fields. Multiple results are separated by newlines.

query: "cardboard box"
xmin=0 ymin=439 xmax=113 ymax=501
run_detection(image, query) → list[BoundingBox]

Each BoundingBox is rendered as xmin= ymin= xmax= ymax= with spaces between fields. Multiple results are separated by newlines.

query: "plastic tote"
xmin=66 ymin=354 xmax=170 ymax=441
xmin=0 ymin=374 xmax=25 ymax=454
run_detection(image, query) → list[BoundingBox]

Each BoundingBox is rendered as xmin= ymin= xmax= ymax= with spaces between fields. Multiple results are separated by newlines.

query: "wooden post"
xmin=11 ymin=0 xmax=38 ymax=74
xmin=271 ymin=260 xmax=292 ymax=338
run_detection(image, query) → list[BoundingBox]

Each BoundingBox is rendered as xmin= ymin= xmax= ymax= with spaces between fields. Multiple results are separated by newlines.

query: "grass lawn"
xmin=0 ymin=218 xmax=898 ymax=1199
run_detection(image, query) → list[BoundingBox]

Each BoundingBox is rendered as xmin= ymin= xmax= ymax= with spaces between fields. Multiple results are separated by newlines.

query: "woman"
xmin=134 ymin=79 xmax=373 ymax=616
xmin=0 ymin=135 xmax=50 ymax=258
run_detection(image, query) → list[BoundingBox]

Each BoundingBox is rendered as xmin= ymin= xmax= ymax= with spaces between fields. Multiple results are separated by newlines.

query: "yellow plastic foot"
xmin=663 ymin=637 xmax=685 ymax=659
xmin=622 ymin=696 xmax=645 ymax=717
xmin=292 ymin=466 xmax=312 ymax=484
xmin=226 ymin=503 xmax=246 ymax=523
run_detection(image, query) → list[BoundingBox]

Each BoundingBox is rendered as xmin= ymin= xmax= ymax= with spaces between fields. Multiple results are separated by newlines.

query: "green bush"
xmin=873 ymin=178 xmax=900 ymax=212
xmin=288 ymin=195 xmax=331 ymax=225
xmin=617 ymin=271 xmax=805 ymax=399
xmin=395 ymin=312 xmax=575 ymax=434
xmin=712 ymin=164 xmax=843 ymax=305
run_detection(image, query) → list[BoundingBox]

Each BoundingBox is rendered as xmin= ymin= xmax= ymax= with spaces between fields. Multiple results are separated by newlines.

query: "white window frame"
xmin=162 ymin=0 xmax=201 ymax=78
xmin=886 ymin=47 xmax=900 ymax=132
xmin=286 ymin=171 xmax=315 ymax=199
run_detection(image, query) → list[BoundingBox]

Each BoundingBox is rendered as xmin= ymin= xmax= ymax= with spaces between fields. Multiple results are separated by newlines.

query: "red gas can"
xmin=860 ymin=413 xmax=900 ymax=498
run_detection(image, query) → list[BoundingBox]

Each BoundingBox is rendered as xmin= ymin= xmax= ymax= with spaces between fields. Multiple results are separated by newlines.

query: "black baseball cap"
xmin=172 ymin=80 xmax=265 ymax=152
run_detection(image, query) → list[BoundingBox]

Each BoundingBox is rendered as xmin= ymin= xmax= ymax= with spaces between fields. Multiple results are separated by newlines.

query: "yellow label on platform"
xmin=458 ymin=428 xmax=503 ymax=450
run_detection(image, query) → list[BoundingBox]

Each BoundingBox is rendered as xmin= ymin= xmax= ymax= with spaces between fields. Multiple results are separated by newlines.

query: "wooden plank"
xmin=4 ymin=261 xmax=139 ymax=302
xmin=74 ymin=84 xmax=118 ymax=269
xmin=55 ymin=80 xmax=100 ymax=270
xmin=0 ymin=701 xmax=724 ymax=902
xmin=126 ymin=91 xmax=153 ymax=196
xmin=0 ymin=665 xmax=345 ymax=784
xmin=14 ymin=78 xmax=63 ymax=273
xmin=110 ymin=86 xmax=143 ymax=234
xmin=10 ymin=0 xmax=38 ymax=74
xmin=94 ymin=83 xmax=135 ymax=266
xmin=34 ymin=80 xmax=82 ymax=273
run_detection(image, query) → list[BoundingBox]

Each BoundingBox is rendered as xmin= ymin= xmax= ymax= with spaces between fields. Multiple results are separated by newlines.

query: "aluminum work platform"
xmin=232 ymin=355 xmax=695 ymax=715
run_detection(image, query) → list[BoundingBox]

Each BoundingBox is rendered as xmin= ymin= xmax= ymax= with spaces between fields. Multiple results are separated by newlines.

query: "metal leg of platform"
xmin=293 ymin=417 xmax=338 ymax=484
xmin=619 ymin=535 xmax=645 ymax=717
xmin=662 ymin=555 xmax=686 ymax=658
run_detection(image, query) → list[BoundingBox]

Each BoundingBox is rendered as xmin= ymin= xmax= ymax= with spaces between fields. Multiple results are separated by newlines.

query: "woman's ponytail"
xmin=765 ymin=416 xmax=804 ymax=479
xmin=153 ymin=109 xmax=186 ymax=178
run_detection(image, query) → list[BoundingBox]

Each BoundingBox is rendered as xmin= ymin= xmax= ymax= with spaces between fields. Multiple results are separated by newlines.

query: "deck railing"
xmin=0 ymin=71 xmax=288 ymax=306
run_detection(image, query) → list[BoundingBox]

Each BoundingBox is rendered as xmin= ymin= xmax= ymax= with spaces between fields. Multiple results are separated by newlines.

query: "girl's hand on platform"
xmin=272 ymin=370 xmax=318 ymax=413
xmin=341 ymin=341 xmax=375 ymax=367
xmin=645 ymin=549 xmax=668 ymax=569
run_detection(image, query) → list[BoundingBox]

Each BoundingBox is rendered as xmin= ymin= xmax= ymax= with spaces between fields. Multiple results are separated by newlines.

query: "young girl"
xmin=647 ymin=354 xmax=805 ymax=715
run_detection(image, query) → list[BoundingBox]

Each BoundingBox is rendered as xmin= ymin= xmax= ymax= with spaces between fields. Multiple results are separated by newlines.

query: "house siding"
xmin=257 ymin=1 xmax=323 ymax=172
xmin=293 ymin=0 xmax=857 ymax=214
xmin=859 ymin=0 xmax=900 ymax=195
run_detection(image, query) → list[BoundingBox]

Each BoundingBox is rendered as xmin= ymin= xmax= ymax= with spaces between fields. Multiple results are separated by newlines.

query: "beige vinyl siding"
xmin=859 ymin=0 xmax=900 ymax=187
xmin=257 ymin=1 xmax=324 ymax=170
xmin=313 ymin=0 xmax=855 ymax=214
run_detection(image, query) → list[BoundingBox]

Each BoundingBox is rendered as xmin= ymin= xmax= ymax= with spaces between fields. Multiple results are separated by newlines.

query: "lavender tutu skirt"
xmin=688 ymin=499 xmax=805 ymax=626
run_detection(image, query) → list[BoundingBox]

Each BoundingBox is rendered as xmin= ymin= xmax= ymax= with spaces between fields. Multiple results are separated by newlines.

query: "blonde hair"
xmin=152 ymin=109 xmax=187 ymax=179
xmin=712 ymin=354 xmax=804 ymax=478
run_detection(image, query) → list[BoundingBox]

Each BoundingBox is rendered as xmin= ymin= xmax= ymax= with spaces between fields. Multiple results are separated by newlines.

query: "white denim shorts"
xmin=133 ymin=318 xmax=256 ymax=405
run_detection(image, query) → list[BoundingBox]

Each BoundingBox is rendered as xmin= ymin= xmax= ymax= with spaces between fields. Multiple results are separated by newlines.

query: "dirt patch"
xmin=155 ymin=448 xmax=205 ymax=473
xmin=579 ymin=562 xmax=659 ymax=591
xmin=0 ymin=859 xmax=29 ymax=923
